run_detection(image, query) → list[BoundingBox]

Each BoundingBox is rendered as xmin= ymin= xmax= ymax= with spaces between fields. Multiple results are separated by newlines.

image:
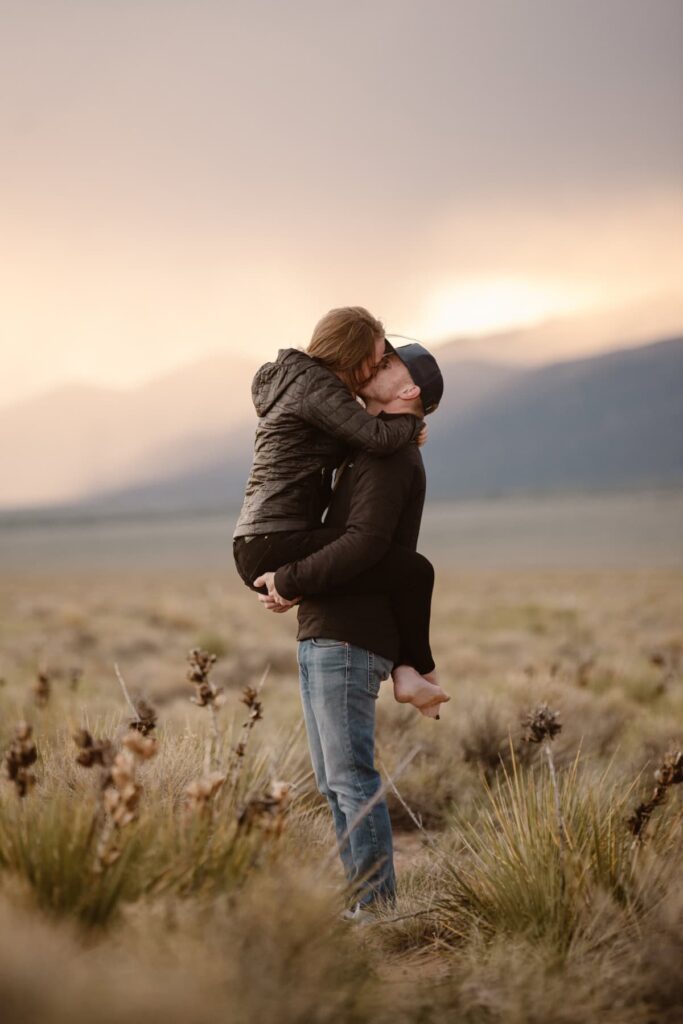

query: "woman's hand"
xmin=416 ymin=423 xmax=429 ymax=447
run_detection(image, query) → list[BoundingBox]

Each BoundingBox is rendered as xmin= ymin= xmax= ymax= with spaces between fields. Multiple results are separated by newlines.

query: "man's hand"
xmin=416 ymin=424 xmax=429 ymax=447
xmin=253 ymin=570 xmax=289 ymax=606
xmin=257 ymin=592 xmax=300 ymax=614
xmin=253 ymin=571 xmax=301 ymax=611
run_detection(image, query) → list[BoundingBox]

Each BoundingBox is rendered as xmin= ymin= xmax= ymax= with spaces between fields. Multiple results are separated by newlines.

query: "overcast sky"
xmin=1 ymin=0 xmax=681 ymax=408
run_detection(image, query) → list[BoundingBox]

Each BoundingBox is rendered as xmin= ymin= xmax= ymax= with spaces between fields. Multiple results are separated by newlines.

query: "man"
xmin=257 ymin=342 xmax=444 ymax=916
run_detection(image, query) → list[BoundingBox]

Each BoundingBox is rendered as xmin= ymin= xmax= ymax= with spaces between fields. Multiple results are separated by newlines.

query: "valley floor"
xmin=1 ymin=567 xmax=682 ymax=1023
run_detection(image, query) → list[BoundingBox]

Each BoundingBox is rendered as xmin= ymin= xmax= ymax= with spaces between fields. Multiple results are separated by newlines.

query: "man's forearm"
xmin=274 ymin=451 xmax=413 ymax=601
xmin=274 ymin=528 xmax=391 ymax=599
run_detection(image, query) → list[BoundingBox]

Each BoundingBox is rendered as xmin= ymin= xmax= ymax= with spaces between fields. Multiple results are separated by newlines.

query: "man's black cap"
xmin=384 ymin=338 xmax=444 ymax=415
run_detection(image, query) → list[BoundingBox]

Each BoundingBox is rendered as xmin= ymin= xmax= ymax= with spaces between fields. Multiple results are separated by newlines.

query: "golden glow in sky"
xmin=419 ymin=277 xmax=599 ymax=341
xmin=1 ymin=1 xmax=681 ymax=409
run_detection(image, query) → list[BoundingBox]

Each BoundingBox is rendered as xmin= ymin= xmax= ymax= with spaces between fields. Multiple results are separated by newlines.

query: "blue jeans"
xmin=297 ymin=637 xmax=396 ymax=908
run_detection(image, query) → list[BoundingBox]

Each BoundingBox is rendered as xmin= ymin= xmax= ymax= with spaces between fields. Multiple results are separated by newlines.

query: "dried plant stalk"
xmin=114 ymin=663 xmax=158 ymax=736
xmin=74 ymin=728 xmax=116 ymax=770
xmin=237 ymin=779 xmax=292 ymax=837
xmin=33 ymin=669 xmax=50 ymax=708
xmin=128 ymin=697 xmax=158 ymax=736
xmin=227 ymin=685 xmax=264 ymax=789
xmin=74 ymin=727 xmax=156 ymax=871
xmin=184 ymin=771 xmax=227 ymax=816
xmin=3 ymin=722 xmax=38 ymax=797
xmin=627 ymin=749 xmax=683 ymax=844
xmin=184 ymin=674 xmax=266 ymax=819
xmin=522 ymin=704 xmax=566 ymax=881
xmin=187 ymin=648 xmax=225 ymax=770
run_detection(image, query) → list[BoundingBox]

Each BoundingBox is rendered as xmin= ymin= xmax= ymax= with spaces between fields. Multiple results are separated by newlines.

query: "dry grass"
xmin=0 ymin=567 xmax=682 ymax=1023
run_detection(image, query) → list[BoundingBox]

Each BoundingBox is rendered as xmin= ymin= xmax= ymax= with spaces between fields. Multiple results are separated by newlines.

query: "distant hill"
xmin=423 ymin=335 xmax=683 ymax=497
xmin=0 ymin=353 xmax=260 ymax=507
xmin=48 ymin=354 xmax=523 ymax=516
xmin=0 ymin=343 xmax=522 ymax=511
xmin=1 ymin=334 xmax=681 ymax=516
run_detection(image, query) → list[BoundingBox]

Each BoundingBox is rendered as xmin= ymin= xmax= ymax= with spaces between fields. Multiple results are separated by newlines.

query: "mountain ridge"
xmin=1 ymin=334 xmax=681 ymax=513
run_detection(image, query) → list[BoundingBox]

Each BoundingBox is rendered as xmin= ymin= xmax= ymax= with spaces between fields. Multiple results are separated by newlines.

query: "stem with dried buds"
xmin=522 ymin=704 xmax=566 ymax=889
xmin=3 ymin=722 xmax=38 ymax=797
xmin=627 ymin=749 xmax=683 ymax=848
xmin=187 ymin=648 xmax=225 ymax=771
xmin=228 ymin=685 xmax=264 ymax=789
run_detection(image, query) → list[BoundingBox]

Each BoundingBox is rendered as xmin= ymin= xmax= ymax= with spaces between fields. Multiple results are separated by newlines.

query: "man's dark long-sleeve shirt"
xmin=274 ymin=416 xmax=427 ymax=663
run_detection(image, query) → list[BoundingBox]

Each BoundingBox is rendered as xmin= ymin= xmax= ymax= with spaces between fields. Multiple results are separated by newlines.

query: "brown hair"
xmin=306 ymin=306 xmax=385 ymax=394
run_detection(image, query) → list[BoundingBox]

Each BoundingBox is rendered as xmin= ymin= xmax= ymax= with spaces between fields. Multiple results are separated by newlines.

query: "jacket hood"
xmin=252 ymin=348 xmax=316 ymax=416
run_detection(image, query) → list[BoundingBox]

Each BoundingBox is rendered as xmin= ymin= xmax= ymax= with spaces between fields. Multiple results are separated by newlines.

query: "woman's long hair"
xmin=306 ymin=306 xmax=384 ymax=394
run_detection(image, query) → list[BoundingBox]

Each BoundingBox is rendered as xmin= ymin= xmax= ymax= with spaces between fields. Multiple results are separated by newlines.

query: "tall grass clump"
xmin=0 ymin=777 xmax=144 ymax=926
xmin=0 ymin=650 xmax=307 ymax=926
xmin=435 ymin=714 xmax=681 ymax=952
xmin=142 ymin=727 xmax=305 ymax=898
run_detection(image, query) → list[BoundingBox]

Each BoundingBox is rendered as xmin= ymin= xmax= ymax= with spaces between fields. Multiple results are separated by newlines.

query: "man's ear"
xmin=398 ymin=382 xmax=421 ymax=402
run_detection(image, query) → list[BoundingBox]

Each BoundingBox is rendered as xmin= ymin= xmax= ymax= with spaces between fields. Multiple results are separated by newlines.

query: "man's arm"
xmin=273 ymin=454 xmax=415 ymax=600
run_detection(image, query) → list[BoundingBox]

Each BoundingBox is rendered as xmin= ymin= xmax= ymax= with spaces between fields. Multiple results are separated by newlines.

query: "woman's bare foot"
xmin=392 ymin=665 xmax=450 ymax=719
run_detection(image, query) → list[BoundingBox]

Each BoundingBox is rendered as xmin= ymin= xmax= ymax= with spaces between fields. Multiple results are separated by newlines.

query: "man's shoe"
xmin=340 ymin=904 xmax=377 ymax=926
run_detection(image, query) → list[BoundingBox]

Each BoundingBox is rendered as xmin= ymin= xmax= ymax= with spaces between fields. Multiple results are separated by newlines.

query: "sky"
xmin=1 ymin=0 xmax=682 ymax=409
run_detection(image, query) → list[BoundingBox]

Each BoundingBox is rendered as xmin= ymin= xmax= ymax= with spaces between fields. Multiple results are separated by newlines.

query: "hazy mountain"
xmin=0 ymin=353 xmax=260 ymax=507
xmin=423 ymin=335 xmax=683 ymax=497
xmin=2 ymin=331 xmax=681 ymax=515
xmin=39 ymin=354 xmax=521 ymax=516
xmin=16 ymin=335 xmax=678 ymax=521
xmin=0 ymin=341 xmax=520 ymax=510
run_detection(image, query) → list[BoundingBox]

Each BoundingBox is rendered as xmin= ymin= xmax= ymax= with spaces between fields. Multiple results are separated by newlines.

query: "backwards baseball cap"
xmin=384 ymin=337 xmax=444 ymax=415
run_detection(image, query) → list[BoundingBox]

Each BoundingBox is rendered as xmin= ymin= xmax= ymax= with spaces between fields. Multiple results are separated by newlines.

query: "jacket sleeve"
xmin=299 ymin=370 xmax=423 ymax=453
xmin=273 ymin=454 xmax=413 ymax=599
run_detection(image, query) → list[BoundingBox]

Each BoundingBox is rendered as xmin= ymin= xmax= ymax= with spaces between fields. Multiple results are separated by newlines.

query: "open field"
xmin=1 ymin=566 xmax=682 ymax=1023
xmin=2 ymin=490 xmax=682 ymax=572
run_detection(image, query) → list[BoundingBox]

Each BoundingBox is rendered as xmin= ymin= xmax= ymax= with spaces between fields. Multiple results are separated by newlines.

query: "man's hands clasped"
xmin=253 ymin=571 xmax=301 ymax=614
